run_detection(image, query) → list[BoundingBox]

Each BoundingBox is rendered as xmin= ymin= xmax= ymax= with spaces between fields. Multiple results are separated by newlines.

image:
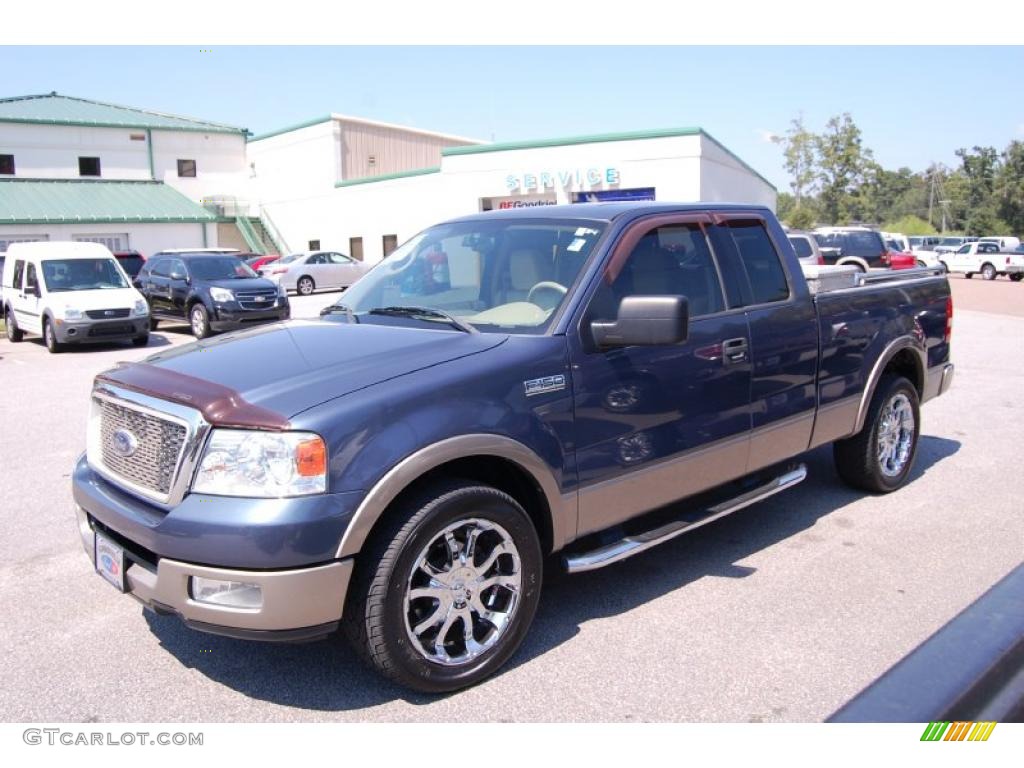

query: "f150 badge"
xmin=524 ymin=374 xmax=566 ymax=397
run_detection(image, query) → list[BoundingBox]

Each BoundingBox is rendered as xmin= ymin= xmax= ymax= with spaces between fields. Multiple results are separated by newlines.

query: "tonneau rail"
xmin=805 ymin=264 xmax=947 ymax=296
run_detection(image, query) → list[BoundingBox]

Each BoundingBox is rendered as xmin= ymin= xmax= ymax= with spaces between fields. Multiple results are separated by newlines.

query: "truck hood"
xmin=98 ymin=320 xmax=508 ymax=425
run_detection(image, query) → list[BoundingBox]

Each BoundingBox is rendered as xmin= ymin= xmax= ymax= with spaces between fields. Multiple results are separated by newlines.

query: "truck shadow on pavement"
xmin=144 ymin=435 xmax=960 ymax=711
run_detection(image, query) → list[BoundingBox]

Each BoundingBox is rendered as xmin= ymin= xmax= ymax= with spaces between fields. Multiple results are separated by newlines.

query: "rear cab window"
xmin=719 ymin=220 xmax=790 ymax=305
xmin=788 ymin=236 xmax=813 ymax=259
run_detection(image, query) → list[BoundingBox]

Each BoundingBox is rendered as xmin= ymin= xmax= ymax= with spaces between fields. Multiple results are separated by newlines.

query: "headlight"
xmin=209 ymin=287 xmax=234 ymax=303
xmin=132 ymin=299 xmax=148 ymax=317
xmin=64 ymin=308 xmax=82 ymax=321
xmin=193 ymin=429 xmax=326 ymax=497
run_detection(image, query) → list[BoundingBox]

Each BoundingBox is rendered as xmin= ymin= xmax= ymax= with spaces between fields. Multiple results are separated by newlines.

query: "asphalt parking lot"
xmin=0 ymin=279 xmax=1021 ymax=722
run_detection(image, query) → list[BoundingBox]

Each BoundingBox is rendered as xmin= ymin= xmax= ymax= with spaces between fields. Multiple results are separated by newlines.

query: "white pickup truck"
xmin=939 ymin=241 xmax=1024 ymax=281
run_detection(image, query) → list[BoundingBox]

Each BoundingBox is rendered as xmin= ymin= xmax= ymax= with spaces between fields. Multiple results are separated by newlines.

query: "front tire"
xmin=344 ymin=480 xmax=543 ymax=693
xmin=297 ymin=276 xmax=315 ymax=296
xmin=132 ymin=334 xmax=149 ymax=347
xmin=981 ymin=263 xmax=997 ymax=281
xmin=5 ymin=308 xmax=24 ymax=342
xmin=189 ymin=303 xmax=212 ymax=339
xmin=43 ymin=318 xmax=62 ymax=353
xmin=834 ymin=375 xmax=920 ymax=493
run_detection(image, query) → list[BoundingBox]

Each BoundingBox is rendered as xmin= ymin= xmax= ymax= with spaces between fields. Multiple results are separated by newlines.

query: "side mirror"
xmin=591 ymin=295 xmax=689 ymax=349
xmin=169 ymin=269 xmax=187 ymax=282
xmin=29 ymin=283 xmax=41 ymax=298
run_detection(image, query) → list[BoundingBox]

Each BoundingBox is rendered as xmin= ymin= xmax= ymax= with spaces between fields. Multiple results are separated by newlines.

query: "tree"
xmin=885 ymin=215 xmax=936 ymax=236
xmin=787 ymin=206 xmax=816 ymax=230
xmin=955 ymin=146 xmax=1002 ymax=235
xmin=995 ymin=140 xmax=1024 ymax=234
xmin=772 ymin=116 xmax=818 ymax=206
xmin=816 ymin=113 xmax=873 ymax=225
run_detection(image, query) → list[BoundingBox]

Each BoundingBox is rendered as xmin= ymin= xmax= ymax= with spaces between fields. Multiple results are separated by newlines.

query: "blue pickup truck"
xmin=73 ymin=202 xmax=954 ymax=692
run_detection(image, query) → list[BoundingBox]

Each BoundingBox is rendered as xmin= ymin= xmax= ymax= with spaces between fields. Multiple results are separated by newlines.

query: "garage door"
xmin=73 ymin=234 xmax=129 ymax=251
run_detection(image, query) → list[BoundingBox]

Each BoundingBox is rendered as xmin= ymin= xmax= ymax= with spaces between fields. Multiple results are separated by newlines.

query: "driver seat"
xmin=505 ymin=249 xmax=553 ymax=303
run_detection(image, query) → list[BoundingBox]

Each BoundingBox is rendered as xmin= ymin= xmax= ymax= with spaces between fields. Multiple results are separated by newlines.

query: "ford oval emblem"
xmin=111 ymin=428 xmax=139 ymax=459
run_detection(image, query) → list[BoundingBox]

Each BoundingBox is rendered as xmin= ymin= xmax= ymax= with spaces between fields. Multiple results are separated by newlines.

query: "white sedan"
xmin=260 ymin=251 xmax=371 ymax=295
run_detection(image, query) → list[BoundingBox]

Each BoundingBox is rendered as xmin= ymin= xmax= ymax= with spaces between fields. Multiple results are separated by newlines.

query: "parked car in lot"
xmin=134 ymin=252 xmax=289 ymax=338
xmin=939 ymin=241 xmax=1022 ymax=280
xmin=73 ymin=202 xmax=954 ymax=693
xmin=260 ymin=250 xmax=371 ymax=295
xmin=813 ymin=226 xmax=891 ymax=270
xmin=787 ymin=231 xmax=825 ymax=266
xmin=2 ymin=241 xmax=150 ymax=352
xmin=112 ymin=250 xmax=146 ymax=279
xmin=881 ymin=231 xmax=911 ymax=254
xmin=933 ymin=236 xmax=979 ymax=256
xmin=246 ymin=254 xmax=280 ymax=272
xmin=979 ymin=236 xmax=1021 ymax=251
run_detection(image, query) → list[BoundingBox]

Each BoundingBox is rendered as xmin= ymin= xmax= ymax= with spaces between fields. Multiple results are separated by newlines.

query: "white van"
xmin=2 ymin=241 xmax=150 ymax=353
xmin=979 ymin=236 xmax=1021 ymax=251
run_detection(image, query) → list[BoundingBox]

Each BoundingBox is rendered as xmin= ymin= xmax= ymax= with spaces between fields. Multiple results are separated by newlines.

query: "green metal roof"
xmin=0 ymin=179 xmax=217 ymax=224
xmin=336 ymin=166 xmax=441 ymax=188
xmin=250 ymin=115 xmax=333 ymax=142
xmin=440 ymin=127 xmax=704 ymax=157
xmin=0 ymin=93 xmax=247 ymax=135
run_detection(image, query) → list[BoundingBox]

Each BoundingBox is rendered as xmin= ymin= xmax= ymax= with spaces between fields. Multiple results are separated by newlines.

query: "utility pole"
xmin=939 ymin=200 xmax=950 ymax=234
xmin=928 ymin=167 xmax=936 ymax=227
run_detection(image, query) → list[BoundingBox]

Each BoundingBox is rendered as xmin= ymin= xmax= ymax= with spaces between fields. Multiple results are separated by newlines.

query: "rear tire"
xmin=965 ymin=272 xmax=973 ymax=279
xmin=1010 ymin=273 xmax=1024 ymax=282
xmin=43 ymin=318 xmax=62 ymax=353
xmin=5 ymin=308 xmax=24 ymax=342
xmin=834 ymin=375 xmax=920 ymax=493
xmin=298 ymin=276 xmax=315 ymax=296
xmin=981 ymin=263 xmax=997 ymax=281
xmin=343 ymin=480 xmax=543 ymax=693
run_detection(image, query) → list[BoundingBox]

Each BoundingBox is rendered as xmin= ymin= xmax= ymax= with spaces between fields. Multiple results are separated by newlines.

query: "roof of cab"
xmin=444 ymin=201 xmax=773 ymax=225
xmin=4 ymin=240 xmax=114 ymax=259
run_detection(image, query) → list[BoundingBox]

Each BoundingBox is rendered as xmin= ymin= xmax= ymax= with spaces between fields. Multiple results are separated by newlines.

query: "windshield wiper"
xmin=320 ymin=304 xmax=359 ymax=323
xmin=368 ymin=305 xmax=477 ymax=334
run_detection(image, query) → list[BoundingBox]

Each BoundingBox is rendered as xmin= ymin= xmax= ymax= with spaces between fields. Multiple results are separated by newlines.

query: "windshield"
xmin=188 ymin=257 xmax=258 ymax=280
xmin=41 ymin=258 xmax=128 ymax=292
xmin=336 ymin=218 xmax=607 ymax=334
xmin=940 ymin=238 xmax=963 ymax=246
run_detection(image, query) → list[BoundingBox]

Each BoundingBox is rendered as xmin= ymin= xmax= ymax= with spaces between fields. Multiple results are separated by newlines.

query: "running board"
xmin=562 ymin=464 xmax=808 ymax=574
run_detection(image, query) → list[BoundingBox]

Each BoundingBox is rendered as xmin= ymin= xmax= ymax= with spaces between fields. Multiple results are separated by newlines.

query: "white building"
xmin=0 ymin=93 xmax=267 ymax=256
xmin=253 ymin=125 xmax=777 ymax=264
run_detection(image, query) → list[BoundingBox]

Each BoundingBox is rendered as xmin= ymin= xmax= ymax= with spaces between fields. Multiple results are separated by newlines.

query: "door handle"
xmin=722 ymin=337 xmax=749 ymax=365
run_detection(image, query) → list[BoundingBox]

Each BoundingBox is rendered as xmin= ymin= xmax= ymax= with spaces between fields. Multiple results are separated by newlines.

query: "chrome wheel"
xmin=403 ymin=518 xmax=522 ymax=666
xmin=190 ymin=306 xmax=207 ymax=337
xmin=877 ymin=393 xmax=915 ymax=477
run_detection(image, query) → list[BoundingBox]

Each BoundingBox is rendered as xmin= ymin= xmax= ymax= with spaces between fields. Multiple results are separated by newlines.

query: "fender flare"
xmin=335 ymin=433 xmax=573 ymax=559
xmin=837 ymin=256 xmax=870 ymax=272
xmin=853 ymin=335 xmax=927 ymax=434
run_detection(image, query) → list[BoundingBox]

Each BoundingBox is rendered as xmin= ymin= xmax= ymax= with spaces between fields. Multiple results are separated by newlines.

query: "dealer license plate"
xmin=95 ymin=532 xmax=127 ymax=592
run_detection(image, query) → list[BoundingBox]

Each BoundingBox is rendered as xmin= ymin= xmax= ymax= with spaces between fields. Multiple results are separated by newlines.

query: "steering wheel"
xmin=526 ymin=281 xmax=568 ymax=310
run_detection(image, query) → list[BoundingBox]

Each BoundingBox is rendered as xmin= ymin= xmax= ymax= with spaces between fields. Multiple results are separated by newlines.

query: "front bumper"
xmin=77 ymin=506 xmax=352 ymax=640
xmin=55 ymin=316 xmax=148 ymax=343
xmin=210 ymin=303 xmax=289 ymax=331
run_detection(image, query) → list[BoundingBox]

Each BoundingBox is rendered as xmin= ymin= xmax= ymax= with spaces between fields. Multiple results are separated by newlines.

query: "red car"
xmin=886 ymin=251 xmax=917 ymax=270
xmin=245 ymin=254 xmax=280 ymax=271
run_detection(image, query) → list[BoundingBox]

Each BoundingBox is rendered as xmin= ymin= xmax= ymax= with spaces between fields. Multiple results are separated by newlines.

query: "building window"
xmin=349 ymin=237 xmax=364 ymax=262
xmin=79 ymin=157 xmax=101 ymax=177
xmin=177 ymin=159 xmax=197 ymax=178
xmin=0 ymin=235 xmax=48 ymax=253
xmin=0 ymin=154 xmax=14 ymax=175
xmin=73 ymin=234 xmax=129 ymax=251
xmin=308 ymin=239 xmax=321 ymax=251
xmin=383 ymin=234 xmax=398 ymax=257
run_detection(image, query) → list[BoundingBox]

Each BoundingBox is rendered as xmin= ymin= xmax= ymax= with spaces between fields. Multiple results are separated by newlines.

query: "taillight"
xmin=271 ymin=267 xmax=288 ymax=274
xmin=945 ymin=295 xmax=953 ymax=345
xmin=817 ymin=253 xmax=825 ymax=265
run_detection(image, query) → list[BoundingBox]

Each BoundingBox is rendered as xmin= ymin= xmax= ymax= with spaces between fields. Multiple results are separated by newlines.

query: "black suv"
xmin=813 ymin=228 xmax=889 ymax=270
xmin=135 ymin=252 xmax=289 ymax=339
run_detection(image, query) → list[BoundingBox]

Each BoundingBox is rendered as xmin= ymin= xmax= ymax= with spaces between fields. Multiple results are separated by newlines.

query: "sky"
xmin=2 ymin=45 xmax=1022 ymax=192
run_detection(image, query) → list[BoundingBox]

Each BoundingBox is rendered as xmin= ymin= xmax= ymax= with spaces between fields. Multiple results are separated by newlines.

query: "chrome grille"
xmin=235 ymin=288 xmax=278 ymax=310
xmin=98 ymin=399 xmax=187 ymax=496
